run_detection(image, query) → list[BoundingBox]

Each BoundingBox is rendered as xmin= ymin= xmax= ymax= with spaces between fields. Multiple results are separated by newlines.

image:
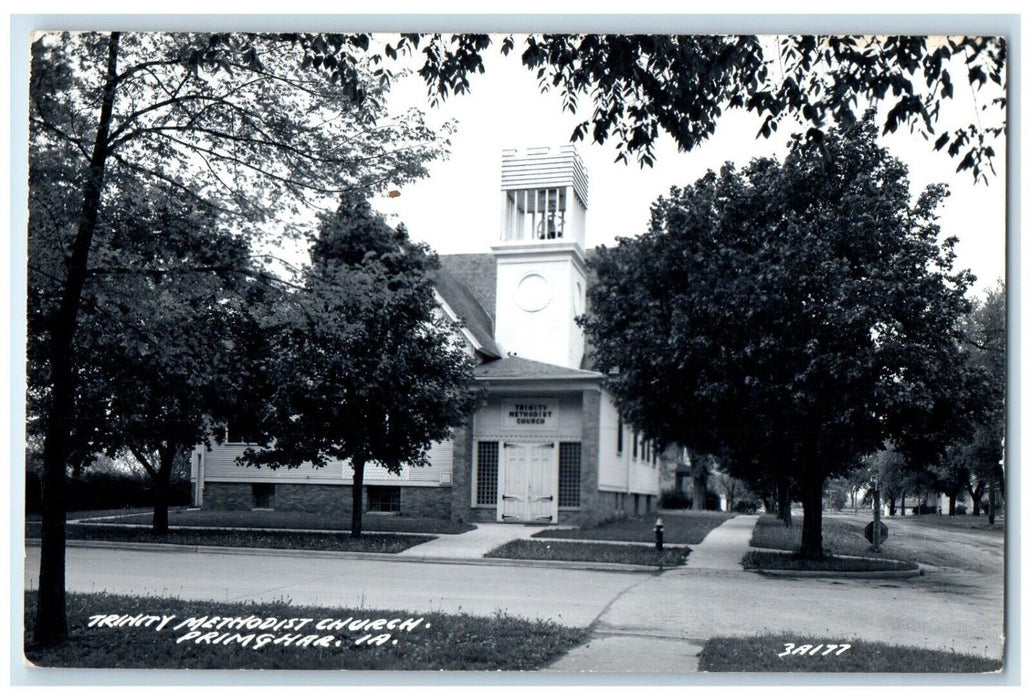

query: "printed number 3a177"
xmin=778 ymin=643 xmax=851 ymax=657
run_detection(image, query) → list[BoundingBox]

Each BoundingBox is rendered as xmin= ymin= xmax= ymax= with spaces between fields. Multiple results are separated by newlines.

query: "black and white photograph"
xmin=11 ymin=9 xmax=1014 ymax=685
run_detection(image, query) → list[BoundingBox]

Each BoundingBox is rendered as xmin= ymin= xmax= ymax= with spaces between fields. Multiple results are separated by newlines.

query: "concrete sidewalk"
xmin=684 ymin=514 xmax=759 ymax=570
xmin=547 ymin=514 xmax=760 ymax=673
xmin=399 ymin=522 xmax=552 ymax=559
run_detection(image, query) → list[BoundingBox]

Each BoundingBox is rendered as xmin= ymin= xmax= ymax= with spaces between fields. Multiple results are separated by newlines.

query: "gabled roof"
xmin=438 ymin=253 xmax=497 ymax=320
xmin=474 ymin=354 xmax=603 ymax=381
xmin=431 ymin=265 xmax=500 ymax=359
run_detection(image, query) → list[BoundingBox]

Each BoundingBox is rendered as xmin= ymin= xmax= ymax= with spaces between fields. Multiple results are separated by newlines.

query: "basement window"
xmin=252 ymin=483 xmax=275 ymax=510
xmin=367 ymin=486 xmax=401 ymax=513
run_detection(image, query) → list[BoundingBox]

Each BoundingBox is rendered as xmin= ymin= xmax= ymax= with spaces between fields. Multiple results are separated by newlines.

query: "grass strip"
xmin=83 ymin=509 xmax=476 ymax=534
xmin=533 ymin=512 xmax=734 ymax=545
xmin=750 ymin=514 xmax=903 ymax=559
xmin=486 ymin=539 xmax=688 ymax=567
xmin=25 ymin=522 xmax=431 ymax=554
xmin=697 ymin=634 xmax=1001 ymax=673
xmin=23 ymin=591 xmax=587 ymax=670
xmin=742 ymin=550 xmax=918 ymax=572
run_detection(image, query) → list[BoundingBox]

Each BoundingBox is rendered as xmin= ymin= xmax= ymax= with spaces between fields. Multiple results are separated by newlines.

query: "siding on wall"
xmin=596 ymin=391 xmax=660 ymax=497
xmin=201 ymin=439 xmax=454 ymax=485
xmin=597 ymin=393 xmax=626 ymax=491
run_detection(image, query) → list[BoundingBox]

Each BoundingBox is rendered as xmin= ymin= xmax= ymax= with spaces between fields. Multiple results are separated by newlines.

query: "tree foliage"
xmin=582 ymin=118 xmax=975 ymax=558
xmin=319 ymin=33 xmax=1006 ymax=180
xmin=933 ymin=283 xmax=1006 ymax=514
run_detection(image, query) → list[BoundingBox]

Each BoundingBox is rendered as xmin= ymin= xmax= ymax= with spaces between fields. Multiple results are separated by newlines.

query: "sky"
xmin=367 ymin=38 xmax=1007 ymax=298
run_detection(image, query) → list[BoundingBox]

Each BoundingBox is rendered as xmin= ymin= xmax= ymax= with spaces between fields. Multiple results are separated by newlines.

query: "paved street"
xmin=23 ymin=544 xmax=647 ymax=628
xmin=23 ymin=513 xmax=1006 ymax=672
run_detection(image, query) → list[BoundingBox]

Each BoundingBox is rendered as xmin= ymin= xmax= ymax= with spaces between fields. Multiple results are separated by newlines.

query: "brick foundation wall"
xmin=203 ymin=482 xmax=451 ymax=518
xmin=400 ymin=485 xmax=451 ymax=518
xmin=275 ymin=483 xmax=353 ymax=513
xmin=203 ymin=482 xmax=254 ymax=510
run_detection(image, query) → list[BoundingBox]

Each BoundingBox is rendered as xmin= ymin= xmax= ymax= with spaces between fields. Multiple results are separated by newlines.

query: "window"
xmin=367 ymin=486 xmax=401 ymax=513
xmin=617 ymin=416 xmax=623 ymax=454
xmin=633 ymin=431 xmax=639 ymax=460
xmin=558 ymin=442 xmax=581 ymax=508
xmin=475 ymin=441 xmax=499 ymax=506
xmin=252 ymin=484 xmax=274 ymax=509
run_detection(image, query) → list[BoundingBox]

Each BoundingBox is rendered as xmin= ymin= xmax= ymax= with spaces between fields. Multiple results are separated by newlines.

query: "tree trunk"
xmin=351 ymin=460 xmax=365 ymax=538
xmin=692 ymin=474 xmax=707 ymax=511
xmin=948 ymin=493 xmax=956 ymax=516
xmin=968 ymin=482 xmax=984 ymax=516
xmin=152 ymin=445 xmax=176 ymax=535
xmin=900 ymin=489 xmax=906 ymax=517
xmin=798 ymin=474 xmax=826 ymax=560
xmin=777 ymin=476 xmax=792 ymax=527
xmin=33 ymin=31 xmax=121 ymax=648
xmin=987 ymin=483 xmax=996 ymax=525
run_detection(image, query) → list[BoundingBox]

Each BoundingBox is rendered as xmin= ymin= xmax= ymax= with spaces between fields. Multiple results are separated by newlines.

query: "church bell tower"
xmin=493 ymin=145 xmax=589 ymax=369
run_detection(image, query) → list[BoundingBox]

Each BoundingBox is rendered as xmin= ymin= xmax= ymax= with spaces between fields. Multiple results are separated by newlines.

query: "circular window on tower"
xmin=515 ymin=273 xmax=552 ymax=312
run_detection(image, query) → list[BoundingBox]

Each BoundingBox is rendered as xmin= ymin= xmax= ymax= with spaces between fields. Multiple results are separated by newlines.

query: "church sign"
xmin=502 ymin=399 xmax=558 ymax=430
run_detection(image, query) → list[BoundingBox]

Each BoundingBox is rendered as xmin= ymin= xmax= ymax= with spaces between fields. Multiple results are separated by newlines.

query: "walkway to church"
xmin=399 ymin=522 xmax=554 ymax=560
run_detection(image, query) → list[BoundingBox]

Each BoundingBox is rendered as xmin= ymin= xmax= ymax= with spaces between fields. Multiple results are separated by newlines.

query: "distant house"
xmin=191 ymin=146 xmax=660 ymax=525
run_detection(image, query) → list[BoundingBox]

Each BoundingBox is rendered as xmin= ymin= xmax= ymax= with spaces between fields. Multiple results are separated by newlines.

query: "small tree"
xmin=237 ymin=196 xmax=483 ymax=536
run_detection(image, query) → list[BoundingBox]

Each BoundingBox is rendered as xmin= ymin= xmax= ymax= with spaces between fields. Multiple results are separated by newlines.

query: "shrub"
xmin=733 ymin=500 xmax=759 ymax=514
xmin=659 ymin=488 xmax=690 ymax=509
xmin=25 ymin=470 xmax=191 ymax=514
xmin=955 ymin=504 xmax=968 ymax=515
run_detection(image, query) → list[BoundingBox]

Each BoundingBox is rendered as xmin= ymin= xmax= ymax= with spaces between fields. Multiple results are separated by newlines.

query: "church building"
xmin=191 ymin=145 xmax=660 ymax=526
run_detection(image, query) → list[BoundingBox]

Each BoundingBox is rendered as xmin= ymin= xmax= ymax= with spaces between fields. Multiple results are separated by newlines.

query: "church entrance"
xmin=497 ymin=441 xmax=558 ymax=523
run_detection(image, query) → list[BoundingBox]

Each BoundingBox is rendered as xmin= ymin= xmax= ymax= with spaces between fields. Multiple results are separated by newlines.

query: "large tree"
xmin=583 ymin=117 xmax=975 ymax=559
xmin=234 ymin=196 xmax=482 ymax=537
xmin=27 ymin=31 xmax=448 ymax=646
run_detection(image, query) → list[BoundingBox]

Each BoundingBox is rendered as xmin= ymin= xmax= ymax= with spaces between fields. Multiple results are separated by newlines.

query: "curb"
xmin=745 ymin=547 xmax=924 ymax=579
xmin=752 ymin=566 xmax=924 ymax=579
xmin=25 ymin=538 xmax=665 ymax=574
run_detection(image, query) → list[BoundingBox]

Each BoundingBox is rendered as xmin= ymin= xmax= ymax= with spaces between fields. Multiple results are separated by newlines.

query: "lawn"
xmin=83 ymin=508 xmax=476 ymax=534
xmin=533 ymin=511 xmax=734 ymax=545
xmin=485 ymin=539 xmax=688 ymax=567
xmin=697 ymin=635 xmax=1001 ymax=673
xmin=889 ymin=514 xmax=1006 ymax=536
xmin=25 ymin=522 xmax=431 ymax=554
xmin=23 ymin=591 xmax=587 ymax=670
xmin=742 ymin=550 xmax=918 ymax=573
xmin=750 ymin=514 xmax=900 ymax=559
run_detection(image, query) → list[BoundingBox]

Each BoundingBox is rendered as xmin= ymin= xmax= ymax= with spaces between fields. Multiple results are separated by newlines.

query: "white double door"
xmin=498 ymin=441 xmax=558 ymax=523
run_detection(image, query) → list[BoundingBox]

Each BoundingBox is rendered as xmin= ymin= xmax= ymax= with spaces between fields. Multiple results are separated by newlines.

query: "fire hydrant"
xmin=654 ymin=517 xmax=664 ymax=552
